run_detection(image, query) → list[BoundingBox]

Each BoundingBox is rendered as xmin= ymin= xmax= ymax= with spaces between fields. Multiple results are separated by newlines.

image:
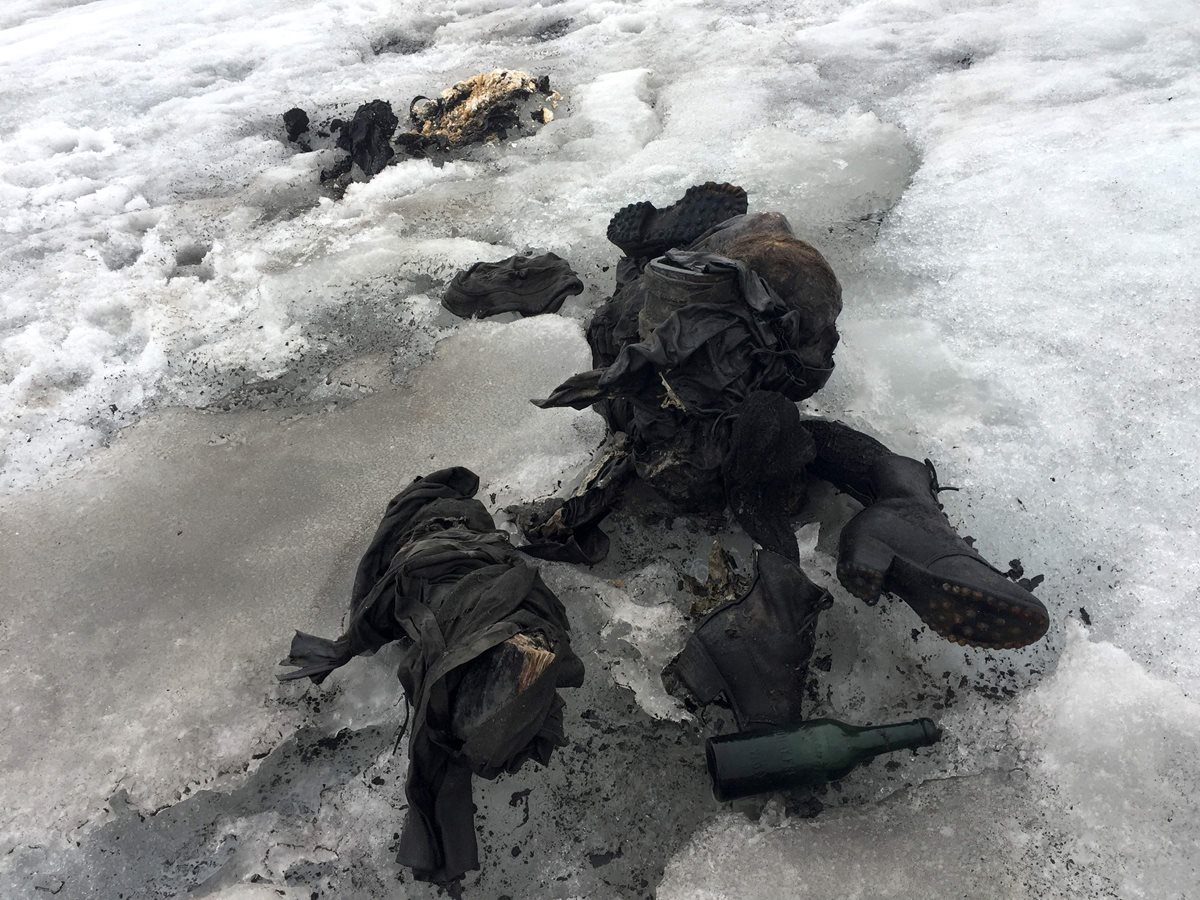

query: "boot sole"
xmin=606 ymin=182 xmax=748 ymax=258
xmin=837 ymin=537 xmax=1049 ymax=649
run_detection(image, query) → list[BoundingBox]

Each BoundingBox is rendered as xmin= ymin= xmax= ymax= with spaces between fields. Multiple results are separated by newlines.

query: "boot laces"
xmin=798 ymin=591 xmax=834 ymax=639
xmin=924 ymin=458 xmax=959 ymax=511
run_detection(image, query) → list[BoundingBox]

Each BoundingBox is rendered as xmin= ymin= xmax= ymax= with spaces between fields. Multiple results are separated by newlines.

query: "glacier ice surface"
xmin=1 ymin=0 xmax=1198 ymax=897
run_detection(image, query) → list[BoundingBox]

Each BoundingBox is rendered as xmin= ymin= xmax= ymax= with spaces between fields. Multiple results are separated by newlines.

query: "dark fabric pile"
xmin=279 ymin=467 xmax=583 ymax=884
xmin=335 ymin=99 xmax=399 ymax=180
xmin=534 ymin=245 xmax=834 ymax=513
xmin=509 ymin=207 xmax=846 ymax=560
xmin=535 ymin=249 xmax=833 ymax=414
xmin=442 ymin=253 xmax=584 ymax=319
xmin=275 ymin=184 xmax=879 ymax=884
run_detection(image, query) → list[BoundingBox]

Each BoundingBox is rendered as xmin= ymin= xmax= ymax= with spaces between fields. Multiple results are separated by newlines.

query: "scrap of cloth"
xmin=337 ymin=98 xmax=398 ymax=178
xmin=442 ymin=252 xmax=584 ymax=319
xmin=278 ymin=467 xmax=584 ymax=883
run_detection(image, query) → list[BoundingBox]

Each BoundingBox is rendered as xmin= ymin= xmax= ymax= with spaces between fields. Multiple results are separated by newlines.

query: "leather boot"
xmin=637 ymin=253 xmax=740 ymax=339
xmin=663 ymin=550 xmax=832 ymax=732
xmin=837 ymin=455 xmax=1050 ymax=649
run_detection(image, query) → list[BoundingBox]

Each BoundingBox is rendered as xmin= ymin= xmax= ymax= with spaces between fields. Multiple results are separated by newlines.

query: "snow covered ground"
xmin=1 ymin=0 xmax=1198 ymax=897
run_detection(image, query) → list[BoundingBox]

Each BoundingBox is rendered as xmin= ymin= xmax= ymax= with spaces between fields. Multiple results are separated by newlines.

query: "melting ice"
xmin=1 ymin=0 xmax=1198 ymax=897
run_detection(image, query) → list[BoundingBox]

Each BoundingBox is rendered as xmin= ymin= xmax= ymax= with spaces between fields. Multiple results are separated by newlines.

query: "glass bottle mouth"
xmin=916 ymin=717 xmax=944 ymax=744
xmin=704 ymin=737 xmax=727 ymax=802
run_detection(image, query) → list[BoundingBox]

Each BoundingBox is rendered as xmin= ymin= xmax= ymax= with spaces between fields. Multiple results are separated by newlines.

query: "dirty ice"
xmin=0 ymin=0 xmax=1197 ymax=897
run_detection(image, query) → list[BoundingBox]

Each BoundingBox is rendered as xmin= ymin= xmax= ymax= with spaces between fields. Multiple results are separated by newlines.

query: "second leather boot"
xmin=664 ymin=550 xmax=832 ymax=732
xmin=837 ymin=455 xmax=1050 ymax=649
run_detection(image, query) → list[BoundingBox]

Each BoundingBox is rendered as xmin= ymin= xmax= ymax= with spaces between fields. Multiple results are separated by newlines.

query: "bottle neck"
xmin=845 ymin=718 xmax=941 ymax=759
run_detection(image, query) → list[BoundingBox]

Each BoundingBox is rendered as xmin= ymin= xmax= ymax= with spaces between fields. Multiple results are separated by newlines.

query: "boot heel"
xmin=606 ymin=200 xmax=654 ymax=248
xmin=837 ymin=534 xmax=893 ymax=605
xmin=663 ymin=639 xmax=726 ymax=707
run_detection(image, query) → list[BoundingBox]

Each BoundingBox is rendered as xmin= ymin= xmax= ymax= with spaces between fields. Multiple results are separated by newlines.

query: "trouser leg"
xmin=801 ymin=418 xmax=893 ymax=506
xmin=722 ymin=392 xmax=814 ymax=562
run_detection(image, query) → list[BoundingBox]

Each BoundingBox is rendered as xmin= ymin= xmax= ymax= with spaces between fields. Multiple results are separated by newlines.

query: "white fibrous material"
xmin=0 ymin=0 xmax=1196 ymax=897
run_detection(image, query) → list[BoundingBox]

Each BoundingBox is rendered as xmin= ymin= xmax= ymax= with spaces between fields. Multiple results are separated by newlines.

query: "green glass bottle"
xmin=706 ymin=717 xmax=942 ymax=801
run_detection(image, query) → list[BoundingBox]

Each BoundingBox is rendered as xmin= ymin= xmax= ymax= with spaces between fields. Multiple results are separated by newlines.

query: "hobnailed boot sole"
xmin=606 ymin=182 xmax=748 ymax=258
xmin=837 ymin=536 xmax=1049 ymax=649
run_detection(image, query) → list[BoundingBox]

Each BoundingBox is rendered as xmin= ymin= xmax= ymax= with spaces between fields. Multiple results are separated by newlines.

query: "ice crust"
xmin=1 ymin=0 xmax=1198 ymax=897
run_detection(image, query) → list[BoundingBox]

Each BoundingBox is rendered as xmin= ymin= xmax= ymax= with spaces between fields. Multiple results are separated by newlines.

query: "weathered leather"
xmin=667 ymin=550 xmax=831 ymax=732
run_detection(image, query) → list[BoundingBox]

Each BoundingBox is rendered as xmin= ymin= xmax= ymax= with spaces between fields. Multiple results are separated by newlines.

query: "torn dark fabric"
xmin=510 ymin=440 xmax=636 ymax=564
xmin=534 ymin=249 xmax=833 ymax=416
xmin=525 ymin=212 xmax=851 ymax=557
xmin=279 ymin=467 xmax=583 ymax=884
xmin=686 ymin=211 xmax=842 ymax=376
xmin=442 ymin=253 xmax=584 ymax=319
xmin=336 ymin=99 xmax=398 ymax=178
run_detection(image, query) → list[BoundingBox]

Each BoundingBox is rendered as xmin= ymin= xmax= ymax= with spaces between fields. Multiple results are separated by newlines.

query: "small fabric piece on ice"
xmin=336 ymin=99 xmax=398 ymax=178
xmin=442 ymin=253 xmax=584 ymax=319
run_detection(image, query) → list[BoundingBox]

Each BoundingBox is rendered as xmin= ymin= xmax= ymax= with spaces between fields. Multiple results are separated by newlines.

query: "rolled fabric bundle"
xmin=278 ymin=467 xmax=583 ymax=884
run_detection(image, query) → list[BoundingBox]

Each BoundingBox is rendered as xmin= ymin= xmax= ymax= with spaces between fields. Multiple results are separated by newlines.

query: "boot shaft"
xmin=839 ymin=456 xmax=1051 ymax=649
xmin=869 ymin=454 xmax=939 ymax=502
xmin=638 ymin=256 xmax=740 ymax=339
